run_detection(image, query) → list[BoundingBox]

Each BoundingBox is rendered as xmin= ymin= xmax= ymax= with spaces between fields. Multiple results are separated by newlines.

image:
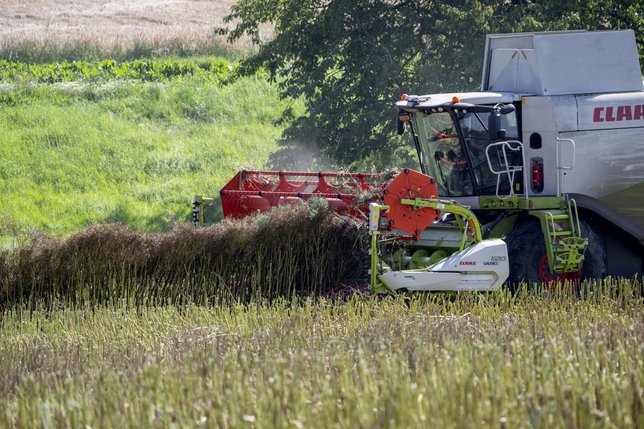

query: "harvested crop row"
xmin=0 ymin=203 xmax=368 ymax=309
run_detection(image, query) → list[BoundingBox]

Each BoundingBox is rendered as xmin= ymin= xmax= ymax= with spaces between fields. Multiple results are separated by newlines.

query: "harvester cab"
xmin=395 ymin=92 xmax=592 ymax=284
xmin=396 ymin=93 xmax=522 ymax=200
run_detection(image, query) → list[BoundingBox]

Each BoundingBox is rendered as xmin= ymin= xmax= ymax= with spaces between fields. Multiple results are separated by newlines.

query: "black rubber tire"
xmin=505 ymin=217 xmax=607 ymax=289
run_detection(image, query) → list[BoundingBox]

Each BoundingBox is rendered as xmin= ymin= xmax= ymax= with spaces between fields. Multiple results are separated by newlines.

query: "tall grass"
xmin=0 ymin=203 xmax=368 ymax=309
xmin=0 ymin=73 xmax=299 ymax=239
xmin=1 ymin=289 xmax=642 ymax=428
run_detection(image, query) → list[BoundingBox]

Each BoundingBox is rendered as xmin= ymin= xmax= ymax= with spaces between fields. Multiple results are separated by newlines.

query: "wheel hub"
xmin=538 ymin=254 xmax=581 ymax=284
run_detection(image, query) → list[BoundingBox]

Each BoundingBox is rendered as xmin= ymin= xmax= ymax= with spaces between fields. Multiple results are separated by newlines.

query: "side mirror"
xmin=397 ymin=116 xmax=405 ymax=135
xmin=500 ymin=104 xmax=515 ymax=115
xmin=488 ymin=111 xmax=501 ymax=140
xmin=397 ymin=109 xmax=411 ymax=135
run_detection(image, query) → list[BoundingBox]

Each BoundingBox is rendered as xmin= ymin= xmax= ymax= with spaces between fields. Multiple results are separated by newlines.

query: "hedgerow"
xmin=0 ymin=58 xmax=250 ymax=84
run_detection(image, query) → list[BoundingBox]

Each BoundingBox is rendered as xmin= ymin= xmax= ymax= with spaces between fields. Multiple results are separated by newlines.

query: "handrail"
xmin=545 ymin=211 xmax=556 ymax=245
xmin=567 ymin=196 xmax=582 ymax=238
xmin=556 ymin=138 xmax=576 ymax=196
xmin=485 ymin=140 xmax=525 ymax=200
xmin=556 ymin=138 xmax=576 ymax=170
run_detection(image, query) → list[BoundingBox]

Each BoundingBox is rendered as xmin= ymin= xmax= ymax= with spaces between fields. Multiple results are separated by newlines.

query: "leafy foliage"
xmin=0 ymin=58 xmax=243 ymax=84
xmin=223 ymin=0 xmax=644 ymax=169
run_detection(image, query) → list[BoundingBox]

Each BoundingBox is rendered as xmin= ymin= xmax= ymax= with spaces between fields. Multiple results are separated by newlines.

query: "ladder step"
xmin=550 ymin=214 xmax=570 ymax=221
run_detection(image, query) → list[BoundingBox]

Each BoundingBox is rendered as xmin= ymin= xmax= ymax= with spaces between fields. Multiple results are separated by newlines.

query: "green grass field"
xmin=0 ymin=59 xmax=296 ymax=240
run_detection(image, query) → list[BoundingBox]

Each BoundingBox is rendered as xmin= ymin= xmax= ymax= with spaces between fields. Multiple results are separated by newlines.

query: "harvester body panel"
xmin=521 ymin=93 xmax=644 ymax=230
xmin=481 ymin=30 xmax=642 ymax=96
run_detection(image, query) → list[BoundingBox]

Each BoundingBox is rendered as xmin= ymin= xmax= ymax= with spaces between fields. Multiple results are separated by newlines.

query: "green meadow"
xmin=0 ymin=59 xmax=294 ymax=239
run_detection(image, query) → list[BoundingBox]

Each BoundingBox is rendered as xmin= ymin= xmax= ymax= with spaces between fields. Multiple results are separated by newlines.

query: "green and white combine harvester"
xmin=194 ymin=30 xmax=644 ymax=291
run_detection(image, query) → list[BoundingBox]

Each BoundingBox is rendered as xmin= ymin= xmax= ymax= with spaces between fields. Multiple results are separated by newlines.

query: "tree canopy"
xmin=223 ymin=0 xmax=643 ymax=170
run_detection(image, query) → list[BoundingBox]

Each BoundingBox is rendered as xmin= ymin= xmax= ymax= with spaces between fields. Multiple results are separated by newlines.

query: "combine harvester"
xmin=194 ymin=30 xmax=644 ymax=292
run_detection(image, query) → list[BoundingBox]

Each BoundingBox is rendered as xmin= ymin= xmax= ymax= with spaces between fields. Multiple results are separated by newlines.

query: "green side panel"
xmin=478 ymin=195 xmax=565 ymax=211
xmin=487 ymin=213 xmax=520 ymax=238
xmin=192 ymin=195 xmax=218 ymax=226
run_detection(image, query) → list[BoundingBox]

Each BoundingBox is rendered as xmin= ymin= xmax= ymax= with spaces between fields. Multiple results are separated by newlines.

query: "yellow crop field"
xmin=0 ymin=0 xmax=268 ymax=57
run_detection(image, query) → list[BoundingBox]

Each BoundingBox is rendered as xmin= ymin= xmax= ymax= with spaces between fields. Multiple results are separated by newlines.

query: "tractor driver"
xmin=430 ymin=116 xmax=473 ymax=196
